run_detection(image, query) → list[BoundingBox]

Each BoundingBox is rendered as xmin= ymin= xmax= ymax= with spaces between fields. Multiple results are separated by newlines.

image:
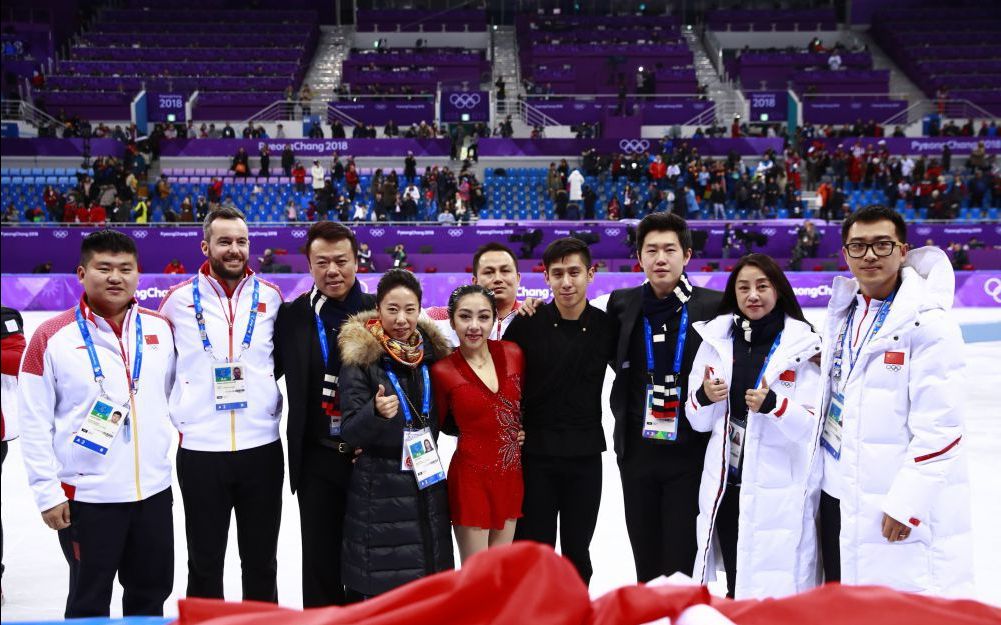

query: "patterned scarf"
xmin=310 ymin=282 xmax=365 ymax=421
xmin=732 ymin=308 xmax=784 ymax=345
xmin=641 ymin=273 xmax=694 ymax=419
xmin=365 ymin=317 xmax=425 ymax=367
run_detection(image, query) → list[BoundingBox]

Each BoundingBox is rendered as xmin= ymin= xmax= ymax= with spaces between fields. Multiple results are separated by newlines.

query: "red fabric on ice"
xmin=177 ymin=542 xmax=591 ymax=625
xmin=176 ymin=543 xmax=1001 ymax=625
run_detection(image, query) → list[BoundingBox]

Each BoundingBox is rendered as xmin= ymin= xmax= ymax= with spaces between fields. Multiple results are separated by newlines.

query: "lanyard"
xmin=192 ymin=274 xmax=260 ymax=361
xmin=753 ymin=331 xmax=783 ymax=389
xmin=643 ymin=305 xmax=689 ymax=380
xmin=76 ymin=306 xmax=142 ymax=396
xmin=383 ymin=358 xmax=430 ymax=430
xmin=314 ymin=313 xmax=331 ymax=366
xmin=833 ymin=290 xmax=896 ymax=383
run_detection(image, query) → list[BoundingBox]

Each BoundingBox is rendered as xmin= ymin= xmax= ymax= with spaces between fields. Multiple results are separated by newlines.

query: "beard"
xmin=209 ymin=254 xmax=247 ymax=281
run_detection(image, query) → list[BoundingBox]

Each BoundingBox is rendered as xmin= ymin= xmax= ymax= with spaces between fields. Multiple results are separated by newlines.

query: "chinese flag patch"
xmin=144 ymin=334 xmax=159 ymax=345
xmin=884 ymin=351 xmax=905 ymax=365
xmin=257 ymin=303 xmax=267 ymax=313
xmin=779 ymin=370 xmax=796 ymax=382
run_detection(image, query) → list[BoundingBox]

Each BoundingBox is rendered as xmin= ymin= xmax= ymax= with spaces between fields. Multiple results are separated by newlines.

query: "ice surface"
xmin=2 ymin=308 xmax=998 ymax=619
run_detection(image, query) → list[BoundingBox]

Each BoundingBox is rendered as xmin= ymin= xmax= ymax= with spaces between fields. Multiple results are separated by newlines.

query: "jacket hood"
xmin=338 ymin=309 xmax=452 ymax=368
xmin=828 ymin=245 xmax=955 ymax=316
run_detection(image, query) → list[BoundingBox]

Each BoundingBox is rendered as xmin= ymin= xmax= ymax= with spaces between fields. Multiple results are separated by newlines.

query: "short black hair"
xmin=79 ymin=229 xmax=138 ymax=267
xmin=636 ymin=211 xmax=693 ymax=251
xmin=841 ymin=205 xmax=907 ymax=244
xmin=376 ymin=268 xmax=422 ymax=305
xmin=305 ymin=221 xmax=358 ymax=258
xmin=447 ymin=284 xmax=497 ymax=322
xmin=203 ymin=205 xmax=247 ymax=242
xmin=542 ymin=237 xmax=591 ymax=270
xmin=471 ymin=242 xmax=518 ymax=274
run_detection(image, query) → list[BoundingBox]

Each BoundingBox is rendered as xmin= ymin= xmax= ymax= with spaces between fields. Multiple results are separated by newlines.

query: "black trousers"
xmin=297 ymin=468 xmax=349 ymax=607
xmin=819 ymin=490 xmax=841 ymax=583
xmin=57 ymin=488 xmax=173 ymax=618
xmin=619 ymin=446 xmax=702 ymax=583
xmin=176 ymin=440 xmax=284 ymax=602
xmin=514 ymin=453 xmax=602 ymax=585
xmin=715 ymin=484 xmax=741 ymax=599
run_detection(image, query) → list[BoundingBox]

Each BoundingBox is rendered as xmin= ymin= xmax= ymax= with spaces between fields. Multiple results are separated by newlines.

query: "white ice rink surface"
xmin=2 ymin=308 xmax=999 ymax=620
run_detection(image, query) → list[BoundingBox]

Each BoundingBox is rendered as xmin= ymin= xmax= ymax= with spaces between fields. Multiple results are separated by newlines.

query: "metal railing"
xmin=0 ymin=99 xmax=62 ymax=129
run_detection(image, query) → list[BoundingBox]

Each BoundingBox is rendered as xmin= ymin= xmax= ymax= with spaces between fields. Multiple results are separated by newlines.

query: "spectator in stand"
xmin=154 ymin=175 xmax=171 ymax=214
xmin=710 ymin=182 xmax=727 ymax=219
xmin=259 ymin=146 xmax=271 ymax=178
xmin=345 ymin=163 xmax=360 ymax=202
xmin=132 ymin=198 xmax=148 ymax=224
xmin=285 ymin=201 xmax=298 ymax=222
xmin=404 ymin=151 xmax=417 ymax=185
xmin=292 ymin=162 xmax=307 ymax=194
xmin=195 ymin=196 xmax=209 ymax=222
xmin=827 ymin=50 xmax=842 ymax=71
xmin=3 ymin=203 xmax=19 ymax=222
xmin=331 ymin=155 xmax=345 ymax=183
xmin=331 ymin=120 xmax=346 ymax=139
xmin=221 ymin=123 xmax=236 ymax=139
xmin=281 ymin=145 xmax=295 ymax=177
xmin=384 ymin=119 xmax=400 ymax=138
xmin=207 ymin=177 xmax=224 ymax=208
xmin=179 ymin=197 xmax=194 ymax=222
xmin=87 ymin=200 xmax=107 ymax=224
xmin=221 ymin=196 xmax=237 ymax=211
xmin=606 ymin=197 xmax=621 ymax=220
xmin=43 ymin=185 xmax=59 ymax=217
xmin=438 ymin=207 xmax=456 ymax=223
xmin=232 ymin=148 xmax=250 ymax=177
xmin=310 ymin=160 xmax=326 ymax=194
xmin=309 ymin=123 xmax=325 ymax=139
xmin=300 ymin=84 xmax=313 ymax=117
xmin=164 ymin=258 xmax=186 ymax=274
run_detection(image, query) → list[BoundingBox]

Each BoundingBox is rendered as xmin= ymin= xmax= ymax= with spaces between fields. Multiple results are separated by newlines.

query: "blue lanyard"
xmin=754 ymin=331 xmax=783 ymax=389
xmin=314 ymin=313 xmax=330 ymax=366
xmin=835 ymin=290 xmax=896 ymax=382
xmin=192 ymin=274 xmax=260 ymax=360
xmin=383 ymin=358 xmax=430 ymax=429
xmin=75 ymin=306 xmax=142 ymax=395
xmin=643 ymin=305 xmax=689 ymax=380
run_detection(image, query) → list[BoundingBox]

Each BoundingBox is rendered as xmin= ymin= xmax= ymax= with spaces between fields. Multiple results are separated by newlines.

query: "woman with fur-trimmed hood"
xmin=337 ymin=269 xmax=454 ymax=598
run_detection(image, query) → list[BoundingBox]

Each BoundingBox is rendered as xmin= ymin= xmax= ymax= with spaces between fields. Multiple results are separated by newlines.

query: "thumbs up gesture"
xmin=745 ymin=378 xmax=770 ymax=413
xmin=702 ymin=365 xmax=729 ymax=403
xmin=374 ymin=383 xmax=400 ymax=419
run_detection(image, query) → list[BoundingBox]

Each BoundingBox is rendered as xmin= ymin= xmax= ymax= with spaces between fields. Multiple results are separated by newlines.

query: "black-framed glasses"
xmin=843 ymin=241 xmax=901 ymax=259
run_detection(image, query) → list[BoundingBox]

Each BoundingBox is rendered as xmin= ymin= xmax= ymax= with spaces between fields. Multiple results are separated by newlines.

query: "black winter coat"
xmin=337 ymin=310 xmax=454 ymax=596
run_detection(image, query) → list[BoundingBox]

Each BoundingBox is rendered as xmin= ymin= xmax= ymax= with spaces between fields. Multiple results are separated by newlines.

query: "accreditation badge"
xmin=404 ymin=427 xmax=446 ymax=489
xmin=727 ymin=420 xmax=746 ymax=481
xmin=213 ymin=363 xmax=248 ymax=411
xmin=642 ymin=384 xmax=679 ymax=441
xmin=821 ymin=391 xmax=845 ymax=459
xmin=73 ymin=397 xmax=128 ymax=455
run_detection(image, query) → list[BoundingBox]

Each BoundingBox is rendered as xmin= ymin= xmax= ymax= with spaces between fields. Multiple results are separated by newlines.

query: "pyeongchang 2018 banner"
xmin=2 ymin=271 xmax=999 ymax=312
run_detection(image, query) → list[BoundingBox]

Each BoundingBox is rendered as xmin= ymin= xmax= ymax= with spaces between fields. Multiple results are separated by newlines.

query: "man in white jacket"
xmin=159 ymin=207 xmax=285 ymax=602
xmin=18 ymin=230 xmax=176 ymax=617
xmin=818 ymin=205 xmax=972 ymax=596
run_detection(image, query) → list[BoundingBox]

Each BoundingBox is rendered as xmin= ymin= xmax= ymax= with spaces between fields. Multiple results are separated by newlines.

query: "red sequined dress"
xmin=431 ymin=340 xmax=524 ymax=530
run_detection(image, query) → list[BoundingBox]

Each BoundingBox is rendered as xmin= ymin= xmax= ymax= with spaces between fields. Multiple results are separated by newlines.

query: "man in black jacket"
xmin=503 ymin=238 xmax=617 ymax=586
xmin=274 ymin=222 xmax=375 ymax=607
xmin=606 ymin=212 xmax=722 ymax=583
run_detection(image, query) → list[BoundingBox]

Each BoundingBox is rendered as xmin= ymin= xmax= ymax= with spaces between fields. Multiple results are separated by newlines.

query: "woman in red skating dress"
xmin=431 ymin=285 xmax=524 ymax=563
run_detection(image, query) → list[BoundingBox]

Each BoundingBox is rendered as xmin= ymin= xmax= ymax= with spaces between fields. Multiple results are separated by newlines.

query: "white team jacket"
xmin=159 ymin=263 xmax=283 ymax=452
xmin=687 ymin=314 xmax=823 ymax=599
xmin=818 ymin=246 xmax=973 ymax=596
xmin=18 ymin=299 xmax=175 ymax=511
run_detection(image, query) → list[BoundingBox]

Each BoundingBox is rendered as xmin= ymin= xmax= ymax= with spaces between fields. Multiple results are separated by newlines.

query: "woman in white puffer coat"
xmin=686 ymin=254 xmax=823 ymax=599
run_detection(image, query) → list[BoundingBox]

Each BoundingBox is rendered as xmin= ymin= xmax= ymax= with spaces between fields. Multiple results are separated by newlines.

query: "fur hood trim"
xmin=338 ymin=309 xmax=452 ymax=367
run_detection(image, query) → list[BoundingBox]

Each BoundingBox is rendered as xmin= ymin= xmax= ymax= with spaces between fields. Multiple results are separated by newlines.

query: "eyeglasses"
xmin=844 ymin=241 xmax=901 ymax=259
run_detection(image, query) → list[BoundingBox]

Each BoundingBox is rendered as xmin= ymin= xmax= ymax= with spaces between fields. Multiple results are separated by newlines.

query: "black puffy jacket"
xmin=337 ymin=310 xmax=454 ymax=596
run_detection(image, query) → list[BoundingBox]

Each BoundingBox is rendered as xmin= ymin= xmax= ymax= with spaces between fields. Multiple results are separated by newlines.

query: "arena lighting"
xmin=461 ymin=113 xmax=470 ymax=121
xmin=760 ymin=113 xmax=770 ymax=122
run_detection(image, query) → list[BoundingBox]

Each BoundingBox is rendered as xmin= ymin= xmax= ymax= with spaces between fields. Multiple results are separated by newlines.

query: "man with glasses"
xmin=816 ymin=205 xmax=971 ymax=596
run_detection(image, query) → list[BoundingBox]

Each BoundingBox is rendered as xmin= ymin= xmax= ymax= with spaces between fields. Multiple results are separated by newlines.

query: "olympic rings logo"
xmin=885 ymin=364 xmax=902 ymax=372
xmin=761 ymin=228 xmax=777 ymax=236
xmin=370 ymin=229 xmax=385 ymax=237
xmin=133 ymin=230 xmax=148 ymax=239
xmin=780 ymin=380 xmax=794 ymax=387
xmin=916 ymin=227 xmax=932 ymax=236
xmin=604 ymin=228 xmax=622 ymax=237
xmin=53 ymin=230 xmax=69 ymax=239
xmin=984 ymin=277 xmax=1001 ymax=304
xmin=618 ymin=139 xmax=650 ymax=154
xmin=290 ymin=229 xmax=307 ymax=239
xmin=449 ymin=93 xmax=481 ymax=109
xmin=447 ymin=229 xmax=464 ymax=238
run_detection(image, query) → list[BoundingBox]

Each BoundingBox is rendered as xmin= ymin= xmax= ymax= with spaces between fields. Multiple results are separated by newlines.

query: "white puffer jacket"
xmin=818 ymin=246 xmax=973 ymax=596
xmin=687 ymin=314 xmax=823 ymax=599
